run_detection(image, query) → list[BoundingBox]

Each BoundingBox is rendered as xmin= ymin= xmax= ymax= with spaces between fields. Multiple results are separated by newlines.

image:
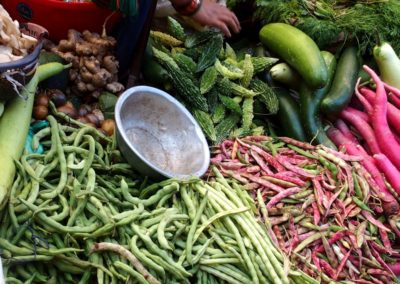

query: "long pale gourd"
xmin=0 ymin=62 xmax=69 ymax=208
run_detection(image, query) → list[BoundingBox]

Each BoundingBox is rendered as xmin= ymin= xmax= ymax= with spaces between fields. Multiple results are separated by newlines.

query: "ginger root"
xmin=92 ymin=68 xmax=112 ymax=88
xmin=103 ymin=55 xmax=118 ymax=74
xmin=80 ymin=67 xmax=94 ymax=83
xmin=83 ymin=56 xmax=101 ymax=74
xmin=51 ymin=29 xmax=124 ymax=97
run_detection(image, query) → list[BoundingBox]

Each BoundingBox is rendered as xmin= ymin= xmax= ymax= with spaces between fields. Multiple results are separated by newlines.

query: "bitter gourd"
xmin=231 ymin=127 xmax=253 ymax=138
xmin=172 ymin=52 xmax=197 ymax=74
xmin=171 ymin=47 xmax=186 ymax=54
xmin=218 ymin=94 xmax=242 ymax=115
xmin=225 ymin=42 xmax=237 ymax=61
xmin=217 ymin=78 xmax=257 ymax=98
xmin=152 ymin=47 xmax=208 ymax=112
xmin=251 ymin=57 xmax=279 ymax=73
xmin=215 ymin=59 xmax=244 ymax=80
xmin=242 ymin=97 xmax=254 ymax=130
xmin=200 ymin=66 xmax=218 ymax=95
xmin=207 ymin=88 xmax=219 ymax=113
xmin=215 ymin=114 xmax=240 ymax=143
xmin=212 ymin=104 xmax=226 ymax=124
xmin=150 ymin=31 xmax=183 ymax=47
xmin=250 ymin=79 xmax=279 ymax=114
xmin=196 ymin=34 xmax=223 ymax=73
xmin=241 ymin=54 xmax=254 ymax=87
xmin=193 ymin=108 xmax=217 ymax=142
xmin=167 ymin=17 xmax=186 ymax=41
xmin=251 ymin=126 xmax=265 ymax=136
xmin=185 ymin=29 xmax=220 ymax=48
xmin=224 ymin=58 xmax=239 ymax=67
xmin=183 ymin=46 xmax=202 ymax=61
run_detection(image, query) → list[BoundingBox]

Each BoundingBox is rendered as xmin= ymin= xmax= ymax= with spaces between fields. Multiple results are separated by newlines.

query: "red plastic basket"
xmin=2 ymin=0 xmax=121 ymax=42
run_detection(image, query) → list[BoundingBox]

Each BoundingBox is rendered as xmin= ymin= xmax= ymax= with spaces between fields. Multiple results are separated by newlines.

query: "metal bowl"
xmin=115 ymin=86 xmax=210 ymax=180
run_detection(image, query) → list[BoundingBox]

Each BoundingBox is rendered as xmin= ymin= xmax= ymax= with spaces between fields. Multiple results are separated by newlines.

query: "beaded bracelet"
xmin=172 ymin=0 xmax=203 ymax=16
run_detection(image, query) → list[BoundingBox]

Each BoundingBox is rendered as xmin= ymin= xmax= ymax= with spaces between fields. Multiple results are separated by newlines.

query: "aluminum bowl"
xmin=115 ymin=86 xmax=210 ymax=180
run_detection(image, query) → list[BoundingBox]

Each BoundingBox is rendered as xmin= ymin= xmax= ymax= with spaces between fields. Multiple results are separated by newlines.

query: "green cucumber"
xmin=259 ymin=23 xmax=328 ymax=89
xmin=320 ymin=46 xmax=360 ymax=117
xmin=299 ymin=51 xmax=337 ymax=148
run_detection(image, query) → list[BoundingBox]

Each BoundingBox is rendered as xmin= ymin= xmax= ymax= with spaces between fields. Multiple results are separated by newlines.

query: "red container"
xmin=2 ymin=0 xmax=121 ymax=42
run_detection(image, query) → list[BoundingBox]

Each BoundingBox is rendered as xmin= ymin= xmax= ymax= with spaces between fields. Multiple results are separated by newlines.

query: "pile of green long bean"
xmin=0 ymin=109 xmax=315 ymax=284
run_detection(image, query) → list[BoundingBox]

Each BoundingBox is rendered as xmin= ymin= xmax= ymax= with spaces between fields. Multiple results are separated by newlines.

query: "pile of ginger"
xmin=49 ymin=29 xmax=124 ymax=98
xmin=0 ymin=5 xmax=37 ymax=63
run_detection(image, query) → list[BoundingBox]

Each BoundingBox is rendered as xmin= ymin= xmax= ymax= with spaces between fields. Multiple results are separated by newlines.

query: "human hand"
xmin=191 ymin=1 xmax=241 ymax=37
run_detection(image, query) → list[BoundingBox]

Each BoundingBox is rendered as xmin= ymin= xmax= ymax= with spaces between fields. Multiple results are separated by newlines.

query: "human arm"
xmin=170 ymin=0 xmax=241 ymax=37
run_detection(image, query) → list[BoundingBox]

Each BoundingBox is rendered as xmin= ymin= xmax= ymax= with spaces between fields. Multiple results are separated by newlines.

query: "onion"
xmin=85 ymin=113 xmax=100 ymax=127
xmin=92 ymin=109 xmax=105 ymax=123
xmin=33 ymin=105 xmax=48 ymax=120
xmin=101 ymin=119 xmax=115 ymax=136
xmin=49 ymin=89 xmax=67 ymax=107
xmin=35 ymin=92 xmax=49 ymax=107
xmin=78 ymin=104 xmax=91 ymax=117
xmin=57 ymin=102 xmax=78 ymax=119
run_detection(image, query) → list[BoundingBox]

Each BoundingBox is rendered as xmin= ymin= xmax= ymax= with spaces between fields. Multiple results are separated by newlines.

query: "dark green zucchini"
xmin=320 ymin=46 xmax=360 ymax=117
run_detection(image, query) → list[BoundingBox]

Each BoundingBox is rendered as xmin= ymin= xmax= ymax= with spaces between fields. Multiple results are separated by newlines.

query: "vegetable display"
xmin=148 ymin=18 xmax=280 ymax=144
xmin=1 ymin=108 xmax=315 ymax=284
xmin=1 ymin=3 xmax=400 ymax=284
xmin=209 ymin=135 xmax=399 ymax=283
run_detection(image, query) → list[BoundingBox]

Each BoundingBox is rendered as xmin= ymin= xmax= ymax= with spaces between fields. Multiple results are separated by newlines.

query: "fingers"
xmin=215 ymin=21 xmax=232 ymax=38
xmin=221 ymin=11 xmax=241 ymax=34
xmin=231 ymin=12 xmax=241 ymax=31
xmin=210 ymin=9 xmax=240 ymax=37
xmin=191 ymin=2 xmax=241 ymax=37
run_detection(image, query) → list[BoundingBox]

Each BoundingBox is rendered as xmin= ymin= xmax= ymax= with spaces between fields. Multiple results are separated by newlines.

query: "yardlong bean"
xmin=2 ymin=109 xmax=318 ymax=283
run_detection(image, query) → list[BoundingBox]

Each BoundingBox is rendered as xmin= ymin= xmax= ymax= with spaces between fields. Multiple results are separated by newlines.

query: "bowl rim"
xmin=115 ymin=85 xmax=210 ymax=179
